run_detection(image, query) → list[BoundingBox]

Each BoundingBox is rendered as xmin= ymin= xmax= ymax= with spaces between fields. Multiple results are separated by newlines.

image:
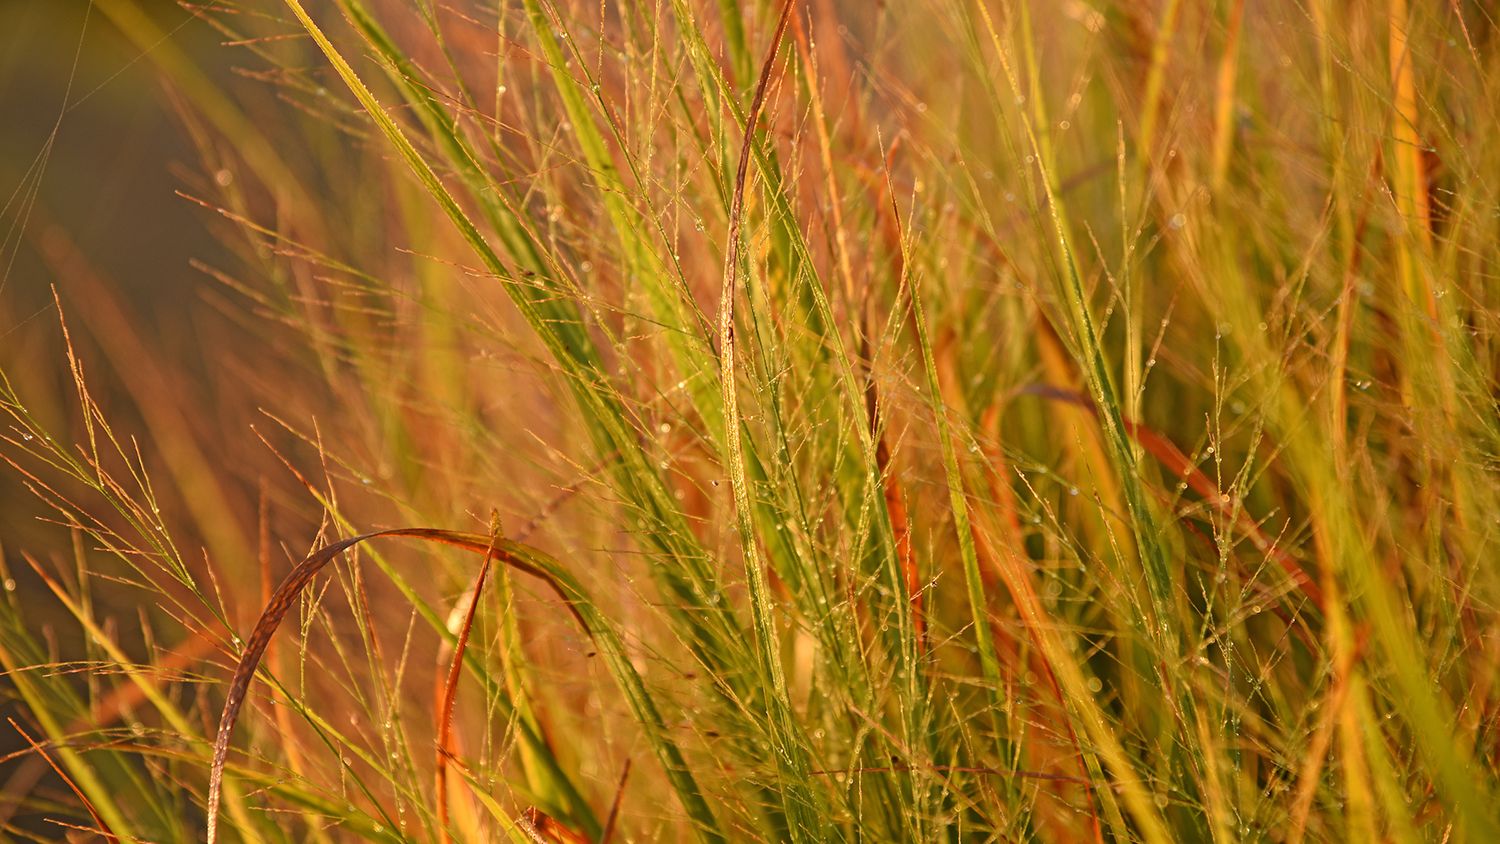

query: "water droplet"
xmin=1068 ymin=486 xmax=1080 ymax=496
xmin=2 ymin=579 xmax=14 ymax=591
xmin=1169 ymin=213 xmax=1187 ymax=229
xmin=658 ymin=422 xmax=672 ymax=434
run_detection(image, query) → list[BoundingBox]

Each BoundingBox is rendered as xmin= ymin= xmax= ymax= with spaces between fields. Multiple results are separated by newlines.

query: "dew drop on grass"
xmin=1086 ymin=677 xmax=1102 ymax=693
xmin=2 ymin=579 xmax=14 ymax=591
xmin=1068 ymin=486 xmax=1079 ymax=496
xmin=1169 ymin=213 xmax=1187 ymax=229
xmin=1205 ymin=446 xmax=1215 ymax=455
xmin=1154 ymin=794 xmax=1169 ymax=809
xmin=659 ymin=421 xmax=672 ymax=434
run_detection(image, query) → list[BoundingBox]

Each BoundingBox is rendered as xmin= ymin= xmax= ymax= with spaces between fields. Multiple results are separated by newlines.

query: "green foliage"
xmin=3 ymin=0 xmax=1500 ymax=841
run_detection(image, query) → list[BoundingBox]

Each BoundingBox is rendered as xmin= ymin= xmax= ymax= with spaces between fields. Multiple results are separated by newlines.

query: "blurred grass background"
xmin=2 ymin=0 xmax=1499 ymax=841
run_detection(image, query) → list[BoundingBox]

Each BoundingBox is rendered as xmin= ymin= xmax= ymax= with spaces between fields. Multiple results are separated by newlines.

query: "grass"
xmin=2 ymin=0 xmax=1500 ymax=841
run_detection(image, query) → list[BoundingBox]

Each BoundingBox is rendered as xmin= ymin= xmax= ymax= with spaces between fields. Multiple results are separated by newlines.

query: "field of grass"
xmin=3 ymin=0 xmax=1500 ymax=841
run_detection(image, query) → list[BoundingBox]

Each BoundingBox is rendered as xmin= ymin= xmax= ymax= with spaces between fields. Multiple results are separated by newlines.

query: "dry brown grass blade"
xmin=206 ymin=528 xmax=575 ymax=844
xmin=600 ymin=759 xmax=631 ymax=844
xmin=435 ymin=524 xmax=499 ymax=844
xmin=8 ymin=717 xmax=116 ymax=841
xmin=717 ymin=0 xmax=795 ymax=363
xmin=519 ymin=806 xmax=592 ymax=844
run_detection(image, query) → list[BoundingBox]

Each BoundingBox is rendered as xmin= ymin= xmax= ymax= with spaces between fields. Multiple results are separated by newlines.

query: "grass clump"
xmin=3 ymin=0 xmax=1500 ymax=841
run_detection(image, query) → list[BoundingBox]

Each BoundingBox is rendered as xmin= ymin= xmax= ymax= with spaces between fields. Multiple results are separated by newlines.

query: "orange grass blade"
xmin=435 ymin=527 xmax=498 ymax=844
